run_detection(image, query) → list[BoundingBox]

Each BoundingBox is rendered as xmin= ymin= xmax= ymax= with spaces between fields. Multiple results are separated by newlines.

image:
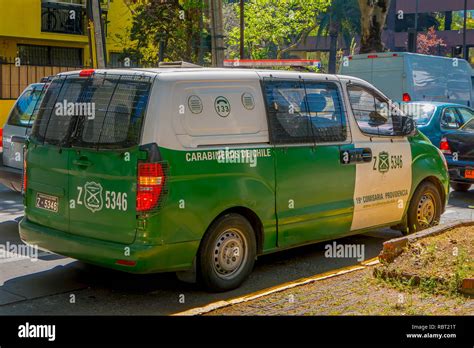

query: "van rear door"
xmin=30 ymin=72 xmax=153 ymax=244
xmin=26 ymin=78 xmax=77 ymax=233
xmin=68 ymin=73 xmax=153 ymax=244
xmin=340 ymin=55 xmax=405 ymax=101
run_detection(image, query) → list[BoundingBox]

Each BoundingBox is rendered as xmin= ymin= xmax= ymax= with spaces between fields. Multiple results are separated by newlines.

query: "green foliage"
xmin=226 ymin=0 xmax=331 ymax=59
xmin=116 ymin=0 xmax=206 ymax=66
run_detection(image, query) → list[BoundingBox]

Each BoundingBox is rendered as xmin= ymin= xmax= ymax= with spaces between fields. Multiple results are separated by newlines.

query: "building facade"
xmin=0 ymin=0 xmax=133 ymax=120
xmin=387 ymin=0 xmax=474 ymax=62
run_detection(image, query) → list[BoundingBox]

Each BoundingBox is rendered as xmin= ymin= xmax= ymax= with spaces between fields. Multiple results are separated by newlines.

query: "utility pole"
xmin=463 ymin=0 xmax=468 ymax=60
xmin=209 ymin=0 xmax=224 ymax=67
xmin=240 ymin=0 xmax=245 ymax=59
xmin=87 ymin=0 xmax=106 ymax=68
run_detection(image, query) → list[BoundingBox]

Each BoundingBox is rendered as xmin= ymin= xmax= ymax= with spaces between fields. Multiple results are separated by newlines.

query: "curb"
xmin=173 ymin=257 xmax=379 ymax=316
xmin=461 ymin=278 xmax=474 ymax=296
xmin=378 ymin=220 xmax=474 ymax=296
xmin=379 ymin=220 xmax=474 ymax=263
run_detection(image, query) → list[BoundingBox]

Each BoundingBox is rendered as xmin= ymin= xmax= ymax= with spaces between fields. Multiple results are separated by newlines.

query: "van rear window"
xmin=31 ymin=73 xmax=153 ymax=149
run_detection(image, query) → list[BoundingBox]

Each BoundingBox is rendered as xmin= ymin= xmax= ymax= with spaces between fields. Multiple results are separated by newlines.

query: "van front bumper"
xmin=0 ymin=156 xmax=22 ymax=190
xmin=19 ymin=218 xmax=199 ymax=274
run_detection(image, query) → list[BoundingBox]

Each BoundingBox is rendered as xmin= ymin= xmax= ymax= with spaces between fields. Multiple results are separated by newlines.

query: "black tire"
xmin=405 ymin=181 xmax=442 ymax=235
xmin=450 ymin=182 xmax=471 ymax=192
xmin=198 ymin=213 xmax=256 ymax=292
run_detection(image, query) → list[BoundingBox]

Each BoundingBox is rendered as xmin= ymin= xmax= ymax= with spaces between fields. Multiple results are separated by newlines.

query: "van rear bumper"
xmin=0 ymin=156 xmax=22 ymax=190
xmin=19 ymin=218 xmax=199 ymax=274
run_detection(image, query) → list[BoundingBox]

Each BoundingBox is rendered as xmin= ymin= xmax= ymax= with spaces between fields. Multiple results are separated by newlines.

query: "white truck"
xmin=339 ymin=52 xmax=473 ymax=107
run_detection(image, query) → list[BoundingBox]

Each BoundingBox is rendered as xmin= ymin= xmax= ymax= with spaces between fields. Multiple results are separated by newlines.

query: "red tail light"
xmin=368 ymin=55 xmax=378 ymax=59
xmin=402 ymin=93 xmax=412 ymax=102
xmin=0 ymin=128 xmax=3 ymax=150
xmin=137 ymin=162 xmax=165 ymax=212
xmin=440 ymin=137 xmax=452 ymax=154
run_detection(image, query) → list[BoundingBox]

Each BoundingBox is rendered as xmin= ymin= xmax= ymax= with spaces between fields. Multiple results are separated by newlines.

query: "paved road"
xmin=0 ymin=186 xmax=472 ymax=315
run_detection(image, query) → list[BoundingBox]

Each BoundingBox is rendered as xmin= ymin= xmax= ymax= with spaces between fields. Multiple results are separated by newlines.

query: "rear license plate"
xmin=35 ymin=193 xmax=59 ymax=213
xmin=465 ymin=169 xmax=474 ymax=179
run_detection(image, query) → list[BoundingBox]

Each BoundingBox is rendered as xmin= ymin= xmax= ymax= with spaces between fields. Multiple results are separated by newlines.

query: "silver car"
xmin=0 ymin=83 xmax=47 ymax=191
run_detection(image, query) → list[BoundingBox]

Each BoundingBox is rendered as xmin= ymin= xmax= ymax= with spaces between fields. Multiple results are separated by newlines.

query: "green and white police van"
xmin=19 ymin=67 xmax=449 ymax=291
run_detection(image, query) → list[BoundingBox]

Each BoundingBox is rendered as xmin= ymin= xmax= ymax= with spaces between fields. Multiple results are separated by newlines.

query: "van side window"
xmin=303 ymin=82 xmax=346 ymax=143
xmin=347 ymin=85 xmax=401 ymax=136
xmin=263 ymin=79 xmax=346 ymax=144
xmin=264 ymin=79 xmax=313 ymax=144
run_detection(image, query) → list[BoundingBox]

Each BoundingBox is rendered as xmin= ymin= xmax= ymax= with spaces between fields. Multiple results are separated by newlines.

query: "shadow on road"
xmin=0 ymin=228 xmax=399 ymax=315
xmin=0 ymin=189 xmax=23 ymax=217
xmin=448 ymin=190 xmax=474 ymax=210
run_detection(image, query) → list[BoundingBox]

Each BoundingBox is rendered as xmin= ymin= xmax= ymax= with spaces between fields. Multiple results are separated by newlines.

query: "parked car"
xmin=0 ymin=83 xmax=48 ymax=191
xmin=339 ymin=52 xmax=473 ymax=106
xmin=406 ymin=102 xmax=474 ymax=150
xmin=20 ymin=68 xmax=449 ymax=291
xmin=440 ymin=118 xmax=474 ymax=192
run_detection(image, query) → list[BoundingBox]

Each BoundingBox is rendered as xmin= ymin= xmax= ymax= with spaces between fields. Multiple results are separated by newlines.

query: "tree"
xmin=316 ymin=0 xmax=360 ymax=73
xmin=358 ymin=0 xmax=391 ymax=53
xmin=416 ymin=26 xmax=447 ymax=55
xmin=226 ymin=0 xmax=331 ymax=59
xmin=116 ymin=0 xmax=206 ymax=66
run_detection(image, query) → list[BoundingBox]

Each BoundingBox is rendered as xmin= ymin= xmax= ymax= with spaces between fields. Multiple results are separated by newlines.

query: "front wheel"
xmin=405 ymin=181 xmax=442 ymax=235
xmin=450 ymin=182 xmax=471 ymax=192
xmin=198 ymin=214 xmax=256 ymax=292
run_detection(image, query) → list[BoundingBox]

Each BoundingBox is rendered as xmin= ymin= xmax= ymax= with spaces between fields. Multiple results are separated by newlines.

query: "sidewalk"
xmin=204 ymin=266 xmax=474 ymax=316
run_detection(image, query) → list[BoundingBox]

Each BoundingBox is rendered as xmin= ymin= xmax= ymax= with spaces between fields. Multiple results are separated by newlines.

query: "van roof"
xmin=348 ymin=52 xmax=469 ymax=63
xmin=57 ymin=67 xmax=366 ymax=83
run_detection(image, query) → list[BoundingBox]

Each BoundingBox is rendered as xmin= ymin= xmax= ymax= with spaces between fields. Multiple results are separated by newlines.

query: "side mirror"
xmin=393 ymin=116 xmax=416 ymax=136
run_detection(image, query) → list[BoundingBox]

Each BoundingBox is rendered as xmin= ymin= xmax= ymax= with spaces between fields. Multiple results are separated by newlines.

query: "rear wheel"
xmin=450 ymin=182 xmax=471 ymax=192
xmin=405 ymin=181 xmax=442 ymax=235
xmin=198 ymin=214 xmax=256 ymax=292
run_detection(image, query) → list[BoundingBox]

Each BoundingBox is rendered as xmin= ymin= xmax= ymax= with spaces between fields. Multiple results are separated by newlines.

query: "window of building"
xmin=18 ymin=44 xmax=83 ymax=67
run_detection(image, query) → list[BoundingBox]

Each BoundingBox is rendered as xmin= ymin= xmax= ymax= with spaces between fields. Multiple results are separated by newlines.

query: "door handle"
xmin=340 ymin=148 xmax=372 ymax=164
xmin=361 ymin=148 xmax=372 ymax=163
xmin=73 ymin=158 xmax=92 ymax=167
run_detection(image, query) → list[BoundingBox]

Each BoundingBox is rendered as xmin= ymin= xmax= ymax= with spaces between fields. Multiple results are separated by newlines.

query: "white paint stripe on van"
xmin=351 ymin=140 xmax=412 ymax=231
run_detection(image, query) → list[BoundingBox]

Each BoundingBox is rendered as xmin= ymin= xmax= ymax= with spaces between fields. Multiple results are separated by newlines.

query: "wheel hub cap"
xmin=417 ymin=194 xmax=436 ymax=227
xmin=213 ymin=229 xmax=246 ymax=278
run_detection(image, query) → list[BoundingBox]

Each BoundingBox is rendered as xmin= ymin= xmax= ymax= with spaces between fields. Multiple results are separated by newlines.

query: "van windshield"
xmin=31 ymin=73 xmax=153 ymax=149
xmin=7 ymin=84 xmax=46 ymax=128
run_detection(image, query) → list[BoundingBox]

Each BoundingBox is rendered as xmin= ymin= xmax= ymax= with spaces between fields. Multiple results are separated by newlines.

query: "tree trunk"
xmin=328 ymin=16 xmax=339 ymax=74
xmin=358 ymin=0 xmax=391 ymax=53
xmin=328 ymin=34 xmax=338 ymax=73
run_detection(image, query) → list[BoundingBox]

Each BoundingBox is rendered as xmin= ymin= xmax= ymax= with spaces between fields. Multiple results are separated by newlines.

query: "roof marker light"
xmin=79 ymin=69 xmax=95 ymax=77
